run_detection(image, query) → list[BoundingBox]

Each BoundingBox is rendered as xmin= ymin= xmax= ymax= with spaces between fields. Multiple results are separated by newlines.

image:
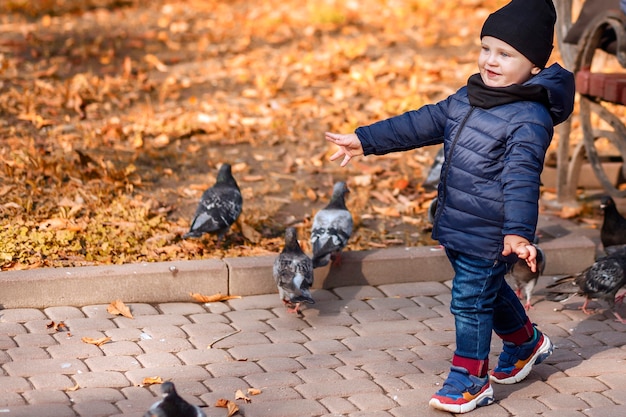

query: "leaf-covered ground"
xmin=0 ymin=0 xmax=603 ymax=271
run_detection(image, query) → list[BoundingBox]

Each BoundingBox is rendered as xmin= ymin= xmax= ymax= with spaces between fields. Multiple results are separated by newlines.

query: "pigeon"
xmin=144 ymin=381 xmax=206 ymax=417
xmin=510 ymin=244 xmax=546 ymax=310
xmin=545 ymin=244 xmax=626 ymax=323
xmin=273 ymin=227 xmax=315 ymax=314
xmin=600 ymin=196 xmax=626 ymax=250
xmin=183 ymin=163 xmax=242 ymax=243
xmin=310 ymin=181 xmax=353 ymax=268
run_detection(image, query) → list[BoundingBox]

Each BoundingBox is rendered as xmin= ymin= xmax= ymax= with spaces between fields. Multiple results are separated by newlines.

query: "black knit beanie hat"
xmin=480 ymin=0 xmax=557 ymax=68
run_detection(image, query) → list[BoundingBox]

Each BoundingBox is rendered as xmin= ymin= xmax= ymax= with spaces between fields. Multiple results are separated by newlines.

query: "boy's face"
xmin=478 ymin=36 xmax=541 ymax=88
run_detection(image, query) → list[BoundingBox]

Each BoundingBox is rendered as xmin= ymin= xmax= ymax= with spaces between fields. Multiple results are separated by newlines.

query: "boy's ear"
xmin=531 ymin=66 xmax=541 ymax=75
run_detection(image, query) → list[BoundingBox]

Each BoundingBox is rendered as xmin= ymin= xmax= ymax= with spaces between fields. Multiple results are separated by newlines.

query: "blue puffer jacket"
xmin=355 ymin=63 xmax=575 ymax=261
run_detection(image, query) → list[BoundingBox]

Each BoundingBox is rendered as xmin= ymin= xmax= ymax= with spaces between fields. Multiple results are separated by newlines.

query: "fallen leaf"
xmin=66 ymin=384 xmax=80 ymax=391
xmin=227 ymin=401 xmax=239 ymax=417
xmin=142 ymin=376 xmax=164 ymax=386
xmin=247 ymin=388 xmax=262 ymax=395
xmin=215 ymin=399 xmax=229 ymax=408
xmin=235 ymin=389 xmax=251 ymax=403
xmin=190 ymin=292 xmax=242 ymax=303
xmin=81 ymin=336 xmax=111 ymax=346
xmin=107 ymin=300 xmax=133 ymax=318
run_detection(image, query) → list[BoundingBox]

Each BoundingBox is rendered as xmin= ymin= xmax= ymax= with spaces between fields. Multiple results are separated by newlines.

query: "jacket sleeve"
xmin=501 ymin=118 xmax=552 ymax=241
xmin=354 ymin=96 xmax=452 ymax=156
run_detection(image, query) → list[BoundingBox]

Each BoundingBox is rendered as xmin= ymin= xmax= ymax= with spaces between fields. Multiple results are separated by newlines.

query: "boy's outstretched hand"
xmin=502 ymin=235 xmax=537 ymax=272
xmin=325 ymin=132 xmax=363 ymax=167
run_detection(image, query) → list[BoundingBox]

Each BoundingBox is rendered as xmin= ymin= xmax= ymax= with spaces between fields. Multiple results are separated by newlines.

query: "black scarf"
xmin=466 ymin=73 xmax=550 ymax=110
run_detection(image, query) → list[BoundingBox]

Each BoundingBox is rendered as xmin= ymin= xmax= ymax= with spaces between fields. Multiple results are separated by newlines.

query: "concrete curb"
xmin=0 ymin=233 xmax=596 ymax=309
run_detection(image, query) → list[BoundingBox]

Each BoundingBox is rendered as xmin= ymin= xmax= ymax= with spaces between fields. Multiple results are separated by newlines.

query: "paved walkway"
xmin=1 ymin=277 xmax=626 ymax=417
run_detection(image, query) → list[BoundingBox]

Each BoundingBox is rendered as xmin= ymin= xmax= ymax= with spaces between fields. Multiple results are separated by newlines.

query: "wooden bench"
xmin=553 ymin=1 xmax=626 ymax=203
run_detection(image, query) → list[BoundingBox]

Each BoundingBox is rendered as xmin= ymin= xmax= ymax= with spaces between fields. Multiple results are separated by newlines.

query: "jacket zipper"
xmin=435 ymin=106 xmax=475 ymax=225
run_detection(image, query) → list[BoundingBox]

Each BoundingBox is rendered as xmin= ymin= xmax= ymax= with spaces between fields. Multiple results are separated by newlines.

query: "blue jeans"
xmin=446 ymin=248 xmax=529 ymax=361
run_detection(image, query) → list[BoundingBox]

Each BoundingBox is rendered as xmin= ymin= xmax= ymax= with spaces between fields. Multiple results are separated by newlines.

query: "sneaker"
xmin=490 ymin=327 xmax=553 ymax=384
xmin=429 ymin=366 xmax=494 ymax=413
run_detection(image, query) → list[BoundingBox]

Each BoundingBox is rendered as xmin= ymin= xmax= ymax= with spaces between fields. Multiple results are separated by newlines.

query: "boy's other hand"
xmin=325 ymin=132 xmax=363 ymax=167
xmin=502 ymin=235 xmax=537 ymax=272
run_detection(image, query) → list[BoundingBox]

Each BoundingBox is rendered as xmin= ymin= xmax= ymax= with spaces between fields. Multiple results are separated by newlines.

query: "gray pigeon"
xmin=183 ymin=163 xmax=242 ymax=243
xmin=310 ymin=181 xmax=353 ymax=268
xmin=600 ymin=196 xmax=626 ymax=250
xmin=274 ymin=227 xmax=314 ymax=314
xmin=144 ymin=381 xmax=206 ymax=417
xmin=545 ymin=244 xmax=626 ymax=323
xmin=510 ymin=244 xmax=545 ymax=310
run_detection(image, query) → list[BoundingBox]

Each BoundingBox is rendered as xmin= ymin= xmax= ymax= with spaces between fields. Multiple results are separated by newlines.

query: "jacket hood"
xmin=525 ymin=63 xmax=575 ymax=125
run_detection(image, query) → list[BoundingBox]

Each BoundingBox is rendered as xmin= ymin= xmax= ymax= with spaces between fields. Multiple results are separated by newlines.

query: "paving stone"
xmin=303 ymin=339 xmax=348 ymax=355
xmin=136 ymin=325 xmax=189 ymax=340
xmin=295 ymin=353 xmax=343 ymax=369
xmin=335 ymin=349 xmax=394 ymax=366
xmin=104 ymin=327 xmax=143 ymax=341
xmin=349 ymin=392 xmax=398 ymax=411
xmin=295 ymin=379 xmax=382 ymax=399
xmin=46 ymin=342 xmax=103 ymax=359
xmin=72 ymin=371 xmax=132 ymax=389
xmin=351 ymin=309 xmax=406 ymax=324
xmin=0 ymin=322 xmax=27 ymax=337
xmin=264 ymin=329 xmax=309 ymax=344
xmin=22 ymin=390 xmax=69 ymax=405
xmin=244 ymin=371 xmax=303 ymax=388
xmin=256 ymin=357 xmax=303 ymax=373
xmin=0 ymin=376 xmax=31 ymax=393
xmin=537 ymin=392 xmax=590 ymax=409
xmin=0 ymin=309 xmax=47 ymax=323
xmin=351 ymin=320 xmax=427 ymax=336
xmin=187 ymin=312 xmax=230 ymax=325
xmin=239 ymin=398 xmax=327 ymax=417
xmin=43 ymin=306 xmax=86 ymax=320
xmin=583 ymin=406 xmax=626 ymax=417
xmin=85 ymin=355 xmax=141 ymax=372
xmin=67 ymin=387 xmax=126 ymax=403
xmin=498 ymin=397 xmax=549 ymax=415
xmin=202 ymin=376 xmax=249 ymax=395
xmin=4 ymin=358 xmax=88 ymax=377
xmin=7 ymin=346 xmax=50 ymax=361
xmin=372 ymin=375 xmax=411 ymax=393
xmin=362 ymin=361 xmax=420 ymax=378
xmin=546 ymin=376 xmax=609 ymax=394
xmin=72 ymin=400 xmax=121 ymax=417
xmin=28 ymin=373 xmax=75 ymax=391
xmin=12 ymin=333 xmax=58 ymax=348
xmin=137 ymin=337 xmax=194 ymax=353
xmin=576 ymin=391 xmax=618 ymax=408
xmin=99 ymin=340 xmax=143 ymax=356
xmin=396 ymin=306 xmax=442 ymax=321
xmin=156 ymin=302 xmax=208 ymax=315
xmin=300 ymin=325 xmax=357 ymax=340
xmin=319 ymin=396 xmax=359 ymax=414
xmin=125 ymin=365 xmax=210 ymax=386
xmin=335 ymin=365 xmax=370 ymax=380
xmin=0 ymin=404 xmax=75 ymax=417
xmin=113 ymin=314 xmax=191 ymax=329
xmin=205 ymin=360 xmax=265 ymax=378
xmin=342 ymin=334 xmax=420 ymax=351
xmin=0 ymin=391 xmax=26 ymax=407
xmin=176 ymin=348 xmax=232 ymax=366
xmin=227 ymin=342 xmax=309 ymax=360
xmin=363 ymin=297 xmax=418 ymax=311
xmin=136 ymin=352 xmax=182 ymax=368
xmin=378 ymin=282 xmax=449 ymax=298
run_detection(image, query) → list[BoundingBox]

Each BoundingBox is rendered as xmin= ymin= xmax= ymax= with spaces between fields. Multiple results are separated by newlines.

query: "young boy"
xmin=325 ymin=0 xmax=575 ymax=413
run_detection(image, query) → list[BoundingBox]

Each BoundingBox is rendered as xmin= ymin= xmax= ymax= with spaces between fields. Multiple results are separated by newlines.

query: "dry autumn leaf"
xmin=142 ymin=376 xmax=164 ymax=386
xmin=247 ymin=388 xmax=262 ymax=396
xmin=107 ymin=300 xmax=133 ymax=319
xmin=190 ymin=292 xmax=242 ymax=303
xmin=235 ymin=389 xmax=251 ymax=403
xmin=81 ymin=336 xmax=111 ymax=346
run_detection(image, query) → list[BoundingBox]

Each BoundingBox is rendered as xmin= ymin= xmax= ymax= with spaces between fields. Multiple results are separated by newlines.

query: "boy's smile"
xmin=479 ymin=36 xmax=540 ymax=88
